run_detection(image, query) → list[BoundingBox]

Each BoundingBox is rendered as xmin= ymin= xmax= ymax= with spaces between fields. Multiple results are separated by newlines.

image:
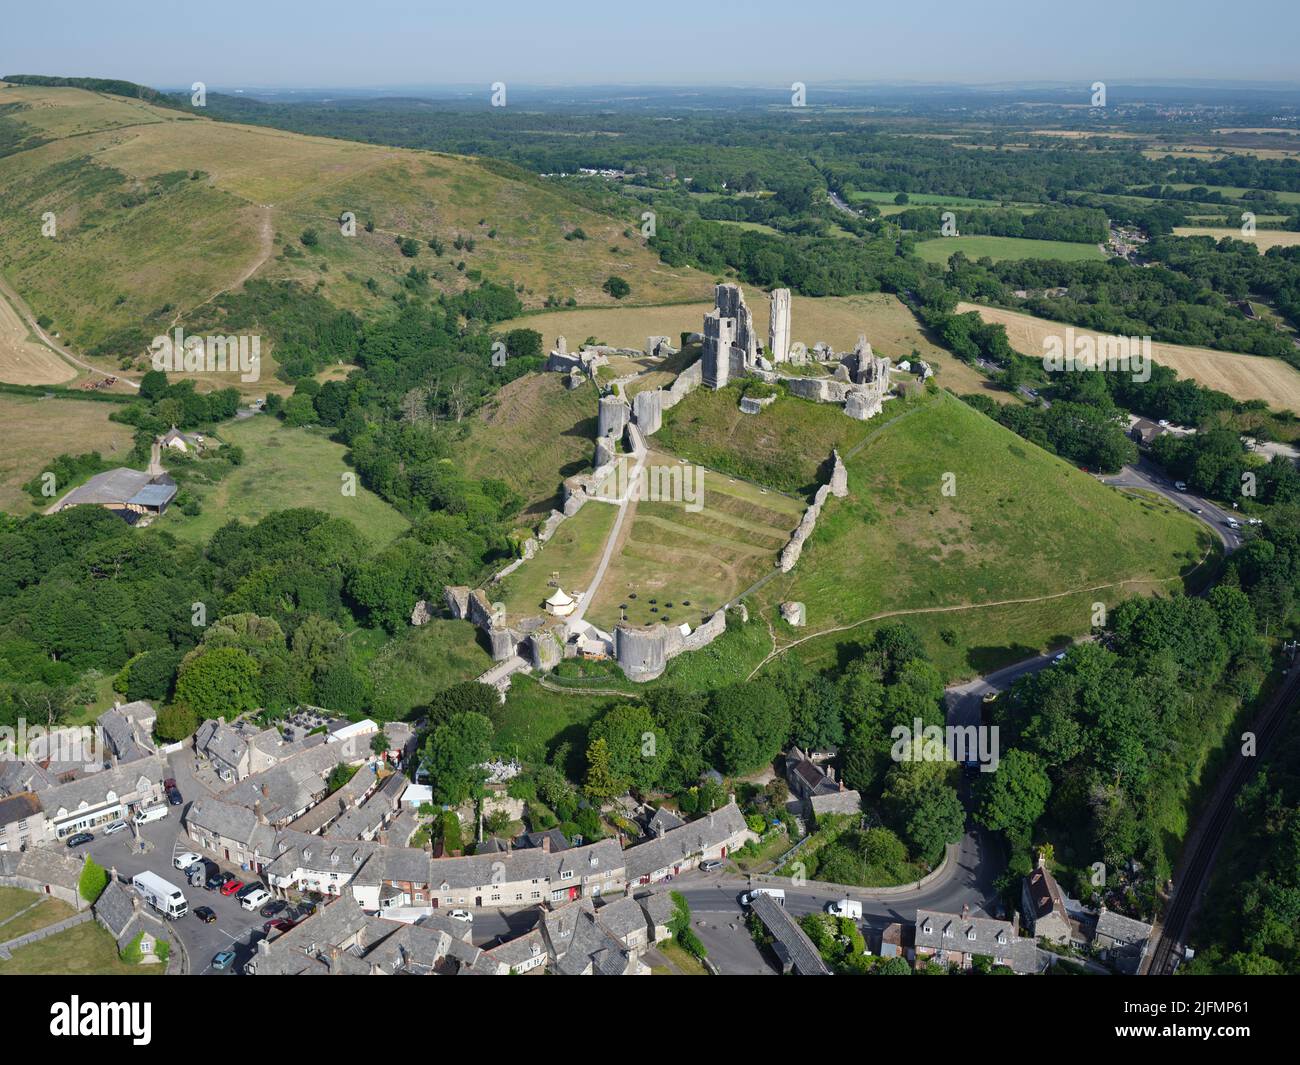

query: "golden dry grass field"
xmin=957 ymin=302 xmax=1300 ymax=411
xmin=0 ymin=284 xmax=76 ymax=384
xmin=0 ymin=393 xmax=137 ymax=512
xmin=0 ymin=84 xmax=710 ymax=388
xmin=1173 ymin=227 xmax=1300 ymax=251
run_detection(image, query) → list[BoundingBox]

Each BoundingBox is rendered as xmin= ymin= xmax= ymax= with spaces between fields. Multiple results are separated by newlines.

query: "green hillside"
xmin=0 ymin=83 xmax=709 ymax=383
xmin=749 ymin=391 xmax=1212 ymax=673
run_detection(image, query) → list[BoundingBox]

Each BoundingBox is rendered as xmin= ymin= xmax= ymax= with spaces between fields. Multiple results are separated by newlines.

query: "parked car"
xmin=260 ymin=900 xmax=288 ymax=919
xmin=263 ymin=918 xmax=295 ymax=934
xmin=211 ymin=950 xmax=236 ymax=971
xmin=167 ymin=787 xmax=183 ymax=806
xmin=173 ymin=851 xmax=203 ymax=872
xmin=134 ymin=804 xmax=169 ymax=826
xmin=240 ymin=888 xmax=272 ymax=911
xmin=65 ymin=832 xmax=94 ymax=847
xmin=102 ymin=820 xmax=128 ymax=836
xmin=1174 ymin=481 xmax=1187 ymax=491
xmin=449 ymin=909 xmax=474 ymax=923
xmin=220 ymin=879 xmax=244 ymax=897
xmin=1052 ymin=651 xmax=1068 ymax=664
xmin=193 ymin=906 xmax=217 ymax=924
xmin=163 ymin=777 xmax=177 ymax=792
xmin=699 ymin=859 xmax=723 ymax=872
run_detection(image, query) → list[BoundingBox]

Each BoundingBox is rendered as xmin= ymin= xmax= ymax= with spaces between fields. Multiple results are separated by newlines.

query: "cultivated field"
xmin=913 ymin=234 xmax=1106 ymax=265
xmin=0 ymin=393 xmax=137 ymax=513
xmin=163 ymin=416 xmax=410 ymax=545
xmin=957 ymin=302 xmax=1300 ymax=411
xmin=582 ymin=449 xmax=807 ymax=630
xmin=1173 ymin=226 xmax=1300 ymax=251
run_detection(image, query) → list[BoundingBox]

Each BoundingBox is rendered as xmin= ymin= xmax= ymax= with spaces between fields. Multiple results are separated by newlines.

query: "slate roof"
xmin=915 ymin=909 xmax=1037 ymax=974
xmin=594 ymin=896 xmax=649 ymax=942
xmin=184 ymin=797 xmax=276 ymax=853
xmin=218 ymin=743 xmax=350 ymax=823
xmin=38 ymin=755 xmax=163 ymax=814
xmin=638 ymin=891 xmax=676 ymax=931
xmin=0 ymin=791 xmax=41 ymax=828
xmin=517 ymin=828 xmax=569 ymax=852
xmin=750 ymin=892 xmax=832 ymax=975
xmin=623 ymin=803 xmax=748 ymax=881
xmin=646 ymin=806 xmax=686 ymax=836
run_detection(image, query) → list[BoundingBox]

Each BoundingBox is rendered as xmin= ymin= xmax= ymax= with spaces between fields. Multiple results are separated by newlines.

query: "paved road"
xmin=1101 ymin=459 xmax=1244 ymax=553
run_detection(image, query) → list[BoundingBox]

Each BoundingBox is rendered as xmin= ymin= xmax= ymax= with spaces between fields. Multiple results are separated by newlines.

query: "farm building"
xmin=50 ymin=468 xmax=177 ymax=522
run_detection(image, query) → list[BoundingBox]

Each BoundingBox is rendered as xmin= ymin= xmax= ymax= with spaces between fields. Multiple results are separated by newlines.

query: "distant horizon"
xmin=4 ymin=0 xmax=1299 ymax=90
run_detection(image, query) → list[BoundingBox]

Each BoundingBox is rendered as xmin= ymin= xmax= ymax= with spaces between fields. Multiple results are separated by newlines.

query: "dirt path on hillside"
xmin=170 ymin=204 xmax=275 ymax=328
xmin=744 ymin=573 xmax=1185 ymax=681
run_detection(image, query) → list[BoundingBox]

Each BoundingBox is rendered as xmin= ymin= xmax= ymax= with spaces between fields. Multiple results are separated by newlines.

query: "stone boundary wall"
xmin=778 ymin=451 xmax=848 ymax=573
xmin=0 ymin=910 xmax=92 ymax=959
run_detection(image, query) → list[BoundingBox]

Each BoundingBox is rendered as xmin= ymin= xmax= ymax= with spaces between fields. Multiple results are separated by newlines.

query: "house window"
xmin=560 ymin=870 xmax=574 ymax=881
xmin=531 ymin=891 xmax=540 ymax=900
xmin=967 ymin=930 xmax=976 ymax=941
xmin=490 ymin=893 xmax=500 ymax=903
xmin=515 ymin=893 xmax=523 ymax=902
xmin=413 ymin=893 xmax=424 ymax=902
xmin=141 ymin=939 xmax=153 ymax=954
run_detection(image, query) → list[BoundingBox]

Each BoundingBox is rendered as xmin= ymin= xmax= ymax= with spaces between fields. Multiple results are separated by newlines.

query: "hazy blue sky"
xmin=3 ymin=0 xmax=1298 ymax=89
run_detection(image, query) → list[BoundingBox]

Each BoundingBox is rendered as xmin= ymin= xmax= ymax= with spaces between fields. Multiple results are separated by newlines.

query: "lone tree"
xmin=602 ymin=275 xmax=631 ymax=300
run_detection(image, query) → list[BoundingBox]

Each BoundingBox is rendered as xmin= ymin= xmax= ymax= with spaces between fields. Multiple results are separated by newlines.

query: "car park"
xmin=193 ymin=906 xmax=216 ymax=924
xmin=211 ymin=950 xmax=236 ymax=971
xmin=102 ymin=819 xmax=128 ymax=835
xmin=64 ymin=832 xmax=94 ymax=848
xmin=220 ymin=879 xmax=244 ymax=897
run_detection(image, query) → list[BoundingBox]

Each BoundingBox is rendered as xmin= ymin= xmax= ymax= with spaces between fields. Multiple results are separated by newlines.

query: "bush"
xmin=79 ymin=857 xmax=109 ymax=904
xmin=602 ymin=276 xmax=631 ymax=299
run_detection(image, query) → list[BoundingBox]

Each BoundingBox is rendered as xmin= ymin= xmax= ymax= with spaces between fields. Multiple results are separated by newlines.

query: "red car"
xmin=220 ymin=879 xmax=244 ymax=897
xmin=263 ymin=918 xmax=295 ymax=934
xmin=164 ymin=777 xmax=177 ymax=791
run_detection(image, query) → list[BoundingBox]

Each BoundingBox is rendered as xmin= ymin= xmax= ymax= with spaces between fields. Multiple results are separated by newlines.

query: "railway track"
xmin=1146 ymin=657 xmax=1300 ymax=974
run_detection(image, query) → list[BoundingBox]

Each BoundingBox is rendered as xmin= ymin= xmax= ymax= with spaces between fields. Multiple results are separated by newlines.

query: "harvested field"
xmin=0 ymin=283 xmax=76 ymax=385
xmin=1173 ymin=227 xmax=1300 ymax=251
xmin=957 ymin=302 xmax=1300 ymax=411
xmin=0 ymin=392 xmax=136 ymax=513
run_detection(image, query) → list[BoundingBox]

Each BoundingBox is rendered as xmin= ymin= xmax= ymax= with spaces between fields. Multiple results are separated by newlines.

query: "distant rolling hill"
xmin=0 ymin=81 xmax=708 ymax=384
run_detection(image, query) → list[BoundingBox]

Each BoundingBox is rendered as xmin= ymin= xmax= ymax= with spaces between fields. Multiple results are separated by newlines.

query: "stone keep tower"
xmin=768 ymin=288 xmax=791 ymax=363
xmin=703 ymin=283 xmax=757 ymax=389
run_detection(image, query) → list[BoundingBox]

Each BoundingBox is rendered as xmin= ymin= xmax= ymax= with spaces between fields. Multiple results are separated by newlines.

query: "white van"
xmin=135 ymin=804 xmax=169 ymax=826
xmin=827 ymin=899 xmax=863 ymax=919
xmin=741 ymin=888 xmax=786 ymax=907
xmin=172 ymin=851 xmax=202 ymax=872
xmin=240 ymin=888 xmax=272 ymax=911
xmin=132 ymin=871 xmax=188 ymax=919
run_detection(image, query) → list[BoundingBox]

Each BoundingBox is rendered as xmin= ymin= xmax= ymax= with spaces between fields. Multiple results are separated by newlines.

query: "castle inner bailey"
xmin=701 ymin=285 xmax=893 ymax=421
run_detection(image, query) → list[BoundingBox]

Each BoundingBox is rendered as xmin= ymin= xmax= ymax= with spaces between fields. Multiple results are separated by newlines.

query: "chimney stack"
xmin=541 ymin=834 xmax=551 ymax=853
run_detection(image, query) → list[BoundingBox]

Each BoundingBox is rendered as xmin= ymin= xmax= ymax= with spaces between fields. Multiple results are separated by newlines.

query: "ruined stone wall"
xmin=768 ymin=288 xmax=791 ymax=363
xmin=779 ymin=452 xmax=849 ymax=573
xmin=598 ymin=394 xmax=630 ymax=439
xmin=632 ymin=389 xmax=662 ymax=436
